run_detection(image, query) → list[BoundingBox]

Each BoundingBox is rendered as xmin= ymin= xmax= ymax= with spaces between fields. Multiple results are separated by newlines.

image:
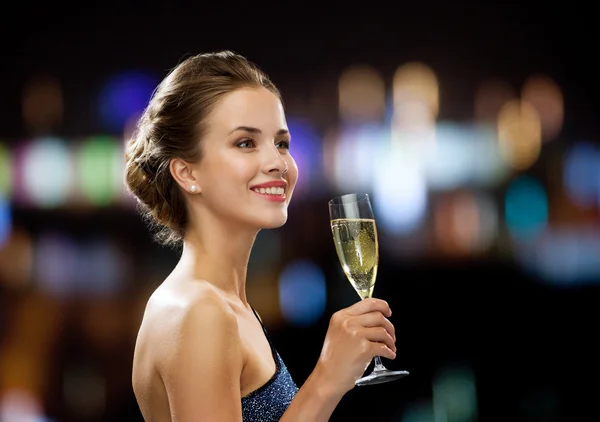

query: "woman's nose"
xmin=262 ymin=145 xmax=288 ymax=175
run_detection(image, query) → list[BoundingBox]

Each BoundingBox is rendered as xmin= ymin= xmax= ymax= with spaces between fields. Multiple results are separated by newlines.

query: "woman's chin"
xmin=257 ymin=213 xmax=288 ymax=229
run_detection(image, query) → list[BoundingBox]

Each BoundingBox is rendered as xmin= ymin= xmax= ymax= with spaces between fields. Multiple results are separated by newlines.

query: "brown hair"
xmin=124 ymin=51 xmax=281 ymax=247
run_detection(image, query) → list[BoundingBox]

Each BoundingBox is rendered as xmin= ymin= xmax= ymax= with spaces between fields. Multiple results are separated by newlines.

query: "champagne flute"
xmin=329 ymin=193 xmax=409 ymax=386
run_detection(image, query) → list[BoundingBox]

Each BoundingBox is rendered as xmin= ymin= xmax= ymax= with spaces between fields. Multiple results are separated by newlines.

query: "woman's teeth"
xmin=253 ymin=187 xmax=284 ymax=195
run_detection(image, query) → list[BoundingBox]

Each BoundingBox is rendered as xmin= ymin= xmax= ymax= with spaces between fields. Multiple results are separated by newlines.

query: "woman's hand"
xmin=315 ymin=298 xmax=397 ymax=396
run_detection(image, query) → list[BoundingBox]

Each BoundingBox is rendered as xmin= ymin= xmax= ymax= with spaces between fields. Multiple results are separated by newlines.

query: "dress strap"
xmin=250 ymin=306 xmax=275 ymax=344
xmin=250 ymin=306 xmax=266 ymax=330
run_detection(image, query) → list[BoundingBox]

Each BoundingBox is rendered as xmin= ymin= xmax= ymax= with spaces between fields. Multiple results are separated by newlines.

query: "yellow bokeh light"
xmin=338 ymin=65 xmax=385 ymax=122
xmin=393 ymin=62 xmax=439 ymax=120
xmin=522 ymin=74 xmax=563 ymax=141
xmin=497 ymin=99 xmax=542 ymax=170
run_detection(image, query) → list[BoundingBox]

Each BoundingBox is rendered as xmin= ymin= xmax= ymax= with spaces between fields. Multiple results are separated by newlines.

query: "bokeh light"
xmin=469 ymin=123 xmax=510 ymax=187
xmin=516 ymin=226 xmax=600 ymax=286
xmin=393 ymin=62 xmax=439 ymax=121
xmin=21 ymin=74 xmax=63 ymax=133
xmin=0 ymin=142 xmax=11 ymax=197
xmin=392 ymin=62 xmax=438 ymax=152
xmin=497 ymin=99 xmax=542 ymax=170
xmin=331 ymin=124 xmax=389 ymax=194
xmin=433 ymin=365 xmax=478 ymax=422
xmin=75 ymin=237 xmax=129 ymax=296
xmin=0 ymin=388 xmax=49 ymax=422
xmin=522 ymin=74 xmax=563 ymax=141
xmin=0 ymin=196 xmax=11 ymax=248
xmin=373 ymin=145 xmax=428 ymax=235
xmin=98 ymin=71 xmax=156 ymax=133
xmin=338 ymin=64 xmax=386 ymax=123
xmin=0 ymin=228 xmax=33 ymax=289
xmin=562 ymin=141 xmax=600 ymax=209
xmin=20 ymin=137 xmax=73 ymax=208
xmin=76 ymin=136 xmax=124 ymax=206
xmin=246 ymin=271 xmax=282 ymax=326
xmin=34 ymin=232 xmax=79 ymax=298
xmin=434 ymin=190 xmax=498 ymax=255
xmin=278 ymin=259 xmax=327 ymax=326
xmin=423 ymin=122 xmax=473 ymax=191
xmin=286 ymin=118 xmax=322 ymax=196
xmin=505 ymin=176 xmax=548 ymax=240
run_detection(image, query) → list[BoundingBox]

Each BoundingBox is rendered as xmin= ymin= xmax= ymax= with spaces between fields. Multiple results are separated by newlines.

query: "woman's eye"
xmin=237 ymin=139 xmax=255 ymax=148
xmin=276 ymin=140 xmax=290 ymax=149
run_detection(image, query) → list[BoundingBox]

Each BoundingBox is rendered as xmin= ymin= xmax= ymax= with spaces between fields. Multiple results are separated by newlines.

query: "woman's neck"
xmin=176 ymin=217 xmax=258 ymax=305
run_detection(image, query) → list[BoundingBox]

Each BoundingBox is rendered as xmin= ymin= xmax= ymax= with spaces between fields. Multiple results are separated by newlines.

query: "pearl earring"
xmin=190 ymin=185 xmax=197 ymax=193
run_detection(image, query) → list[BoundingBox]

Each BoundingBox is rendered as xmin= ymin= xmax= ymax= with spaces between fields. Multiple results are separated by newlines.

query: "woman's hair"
xmin=124 ymin=51 xmax=281 ymax=247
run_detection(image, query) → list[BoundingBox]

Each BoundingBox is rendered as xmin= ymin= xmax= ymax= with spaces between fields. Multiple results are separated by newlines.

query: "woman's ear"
xmin=170 ymin=158 xmax=201 ymax=194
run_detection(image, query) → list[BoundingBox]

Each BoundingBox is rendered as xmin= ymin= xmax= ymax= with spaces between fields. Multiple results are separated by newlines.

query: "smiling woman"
xmin=124 ymin=52 xmax=289 ymax=247
xmin=172 ymin=85 xmax=298 ymax=233
xmin=124 ymin=51 xmax=399 ymax=422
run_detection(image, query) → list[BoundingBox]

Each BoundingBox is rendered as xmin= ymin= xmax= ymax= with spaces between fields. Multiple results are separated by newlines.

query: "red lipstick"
xmin=250 ymin=180 xmax=287 ymax=189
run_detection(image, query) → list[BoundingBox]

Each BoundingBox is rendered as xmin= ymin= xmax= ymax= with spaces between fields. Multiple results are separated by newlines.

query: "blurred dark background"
xmin=1 ymin=2 xmax=599 ymax=421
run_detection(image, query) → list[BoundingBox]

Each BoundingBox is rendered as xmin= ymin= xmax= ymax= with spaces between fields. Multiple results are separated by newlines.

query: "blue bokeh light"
xmin=98 ymin=71 xmax=156 ymax=132
xmin=279 ymin=259 xmax=327 ymax=327
xmin=505 ymin=176 xmax=548 ymax=240
xmin=286 ymin=118 xmax=322 ymax=195
xmin=515 ymin=226 xmax=600 ymax=286
xmin=0 ymin=195 xmax=11 ymax=247
xmin=562 ymin=141 xmax=600 ymax=208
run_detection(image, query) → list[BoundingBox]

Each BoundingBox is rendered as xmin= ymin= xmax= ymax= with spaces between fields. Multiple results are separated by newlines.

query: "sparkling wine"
xmin=331 ymin=218 xmax=378 ymax=299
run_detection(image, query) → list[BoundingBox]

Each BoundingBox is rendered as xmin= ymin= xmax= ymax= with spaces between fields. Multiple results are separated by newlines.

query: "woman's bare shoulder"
xmin=136 ymin=279 xmax=241 ymax=371
xmin=133 ymin=280 xmax=245 ymax=421
xmin=144 ymin=279 xmax=238 ymax=333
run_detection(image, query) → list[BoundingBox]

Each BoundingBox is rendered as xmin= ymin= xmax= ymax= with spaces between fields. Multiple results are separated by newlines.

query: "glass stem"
xmin=373 ymin=356 xmax=387 ymax=372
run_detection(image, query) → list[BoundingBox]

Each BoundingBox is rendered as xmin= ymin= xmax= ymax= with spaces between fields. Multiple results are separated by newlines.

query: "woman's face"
xmin=191 ymin=86 xmax=298 ymax=230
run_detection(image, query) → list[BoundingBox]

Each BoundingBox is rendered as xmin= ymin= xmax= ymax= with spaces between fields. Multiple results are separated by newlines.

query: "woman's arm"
xmin=158 ymin=290 xmax=244 ymax=422
xmin=281 ymin=298 xmax=397 ymax=422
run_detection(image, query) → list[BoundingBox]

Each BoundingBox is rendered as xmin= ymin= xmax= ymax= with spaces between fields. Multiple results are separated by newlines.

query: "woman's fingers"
xmin=361 ymin=326 xmax=396 ymax=353
xmin=346 ymin=298 xmax=392 ymax=318
xmin=357 ymin=311 xmax=395 ymax=341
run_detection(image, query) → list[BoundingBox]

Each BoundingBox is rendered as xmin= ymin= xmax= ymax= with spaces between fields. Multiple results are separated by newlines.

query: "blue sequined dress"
xmin=241 ymin=308 xmax=298 ymax=421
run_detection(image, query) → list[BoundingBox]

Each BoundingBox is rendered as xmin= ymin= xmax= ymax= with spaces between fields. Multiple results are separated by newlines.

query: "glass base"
xmin=355 ymin=369 xmax=409 ymax=386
